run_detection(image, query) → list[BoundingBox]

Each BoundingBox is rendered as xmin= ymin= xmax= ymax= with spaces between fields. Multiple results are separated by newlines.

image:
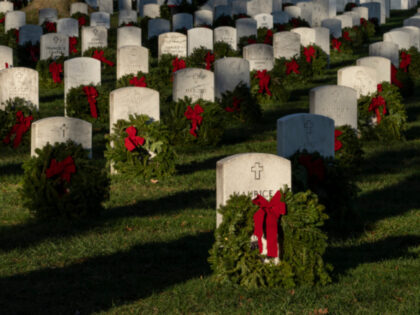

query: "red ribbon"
xmin=124 ymin=126 xmax=145 ymax=151
xmin=92 ymin=50 xmax=114 ymax=67
xmin=46 ymin=156 xmax=76 ymax=183
xmin=291 ymin=18 xmax=300 ymax=28
xmin=399 ymin=51 xmax=411 ymax=72
xmin=225 ymin=97 xmax=241 ymax=112
xmin=69 ymin=37 xmax=78 ymax=54
xmin=27 ymin=45 xmax=39 ymax=62
xmin=342 ymin=31 xmax=352 ymax=42
xmin=332 ymin=38 xmax=342 ymax=52
xmin=334 ymin=129 xmax=343 ymax=152
xmin=14 ymin=29 xmax=19 ymax=43
xmin=49 ymin=62 xmax=63 ymax=83
xmin=0 ymin=17 xmax=5 ymax=24
xmin=264 ymin=30 xmax=273 ymax=45
xmin=285 ymin=59 xmax=299 ymax=75
xmin=247 ymin=38 xmax=257 ymax=44
xmin=83 ymin=86 xmax=98 ymax=118
xmin=299 ymin=154 xmax=325 ymax=183
xmin=255 ymin=70 xmax=272 ymax=96
xmin=172 ymin=57 xmax=186 ymax=73
xmin=205 ymin=52 xmax=214 ymax=70
xmin=184 ymin=104 xmax=204 ymax=137
xmin=45 ymin=22 xmax=56 ymax=32
xmin=304 ymin=46 xmax=315 ymax=63
xmin=78 ymin=16 xmax=86 ymax=27
xmin=377 ymin=84 xmax=383 ymax=92
xmin=369 ymin=95 xmax=387 ymax=124
xmin=129 ymin=76 xmax=147 ymax=87
xmin=5 ymin=62 xmax=8 ymax=68
xmin=2 ymin=110 xmax=33 ymax=148
xmin=252 ymin=191 xmax=286 ymax=258
xmin=391 ymin=64 xmax=403 ymax=88
xmin=360 ymin=18 xmax=368 ymax=26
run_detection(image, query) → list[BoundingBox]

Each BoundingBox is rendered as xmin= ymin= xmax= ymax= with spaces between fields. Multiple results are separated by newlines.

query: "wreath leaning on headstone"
xmin=208 ymin=188 xmax=332 ymax=289
xmin=334 ymin=125 xmax=364 ymax=174
xmin=0 ymin=98 xmax=39 ymax=151
xmin=105 ymin=114 xmax=176 ymax=179
xmin=36 ymin=56 xmax=66 ymax=89
xmin=20 ymin=141 xmax=110 ymax=219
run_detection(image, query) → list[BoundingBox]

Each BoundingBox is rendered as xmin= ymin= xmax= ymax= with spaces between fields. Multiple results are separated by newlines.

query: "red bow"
xmin=172 ymin=57 xmax=186 ymax=73
xmin=83 ymin=86 xmax=98 ymax=118
xmin=264 ymin=30 xmax=273 ymax=44
xmin=342 ymin=31 xmax=352 ymax=42
xmin=369 ymin=95 xmax=387 ymax=124
xmin=334 ymin=129 xmax=343 ymax=151
xmin=252 ymin=191 xmax=286 ymax=258
xmin=92 ymin=50 xmax=114 ymax=67
xmin=5 ymin=62 xmax=8 ymax=68
xmin=0 ymin=17 xmax=5 ymax=24
xmin=391 ymin=65 xmax=403 ymax=88
xmin=247 ymin=38 xmax=257 ymax=44
xmin=45 ymin=22 xmax=56 ymax=32
xmin=332 ymin=38 xmax=342 ymax=52
xmin=124 ymin=126 xmax=145 ymax=151
xmin=304 ymin=46 xmax=315 ymax=63
xmin=46 ymin=156 xmax=76 ymax=183
xmin=254 ymin=70 xmax=272 ymax=96
xmin=225 ymin=97 xmax=241 ymax=112
xmin=399 ymin=51 xmax=411 ymax=72
xmin=285 ymin=59 xmax=299 ymax=75
xmin=184 ymin=104 xmax=204 ymax=137
xmin=377 ymin=84 xmax=383 ymax=92
xmin=360 ymin=18 xmax=368 ymax=26
xmin=69 ymin=37 xmax=78 ymax=54
xmin=14 ymin=29 xmax=19 ymax=43
xmin=205 ymin=52 xmax=214 ymax=70
xmin=27 ymin=45 xmax=39 ymax=62
xmin=299 ymin=154 xmax=325 ymax=183
xmin=291 ymin=18 xmax=300 ymax=28
xmin=2 ymin=110 xmax=33 ymax=148
xmin=78 ymin=16 xmax=86 ymax=26
xmin=129 ymin=76 xmax=147 ymax=87
xmin=49 ymin=62 xmax=63 ymax=83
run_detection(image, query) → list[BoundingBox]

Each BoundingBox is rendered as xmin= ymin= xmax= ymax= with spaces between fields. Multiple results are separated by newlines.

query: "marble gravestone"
xmin=272 ymin=0 xmax=282 ymax=13
xmin=81 ymin=26 xmax=108 ymax=53
xmin=214 ymin=26 xmax=237 ymax=50
xmin=296 ymin=1 xmax=313 ymax=26
xmin=119 ymin=0 xmax=132 ymax=10
xmin=337 ymin=65 xmax=377 ymax=98
xmin=383 ymin=30 xmax=411 ymax=50
xmin=18 ymin=25 xmax=42 ymax=46
xmin=277 ymin=113 xmax=335 ymax=158
xmin=90 ymin=12 xmax=111 ymax=29
xmin=214 ymin=57 xmax=250 ymax=99
xmin=64 ymin=57 xmax=101 ymax=102
xmin=158 ymin=32 xmax=187 ymax=58
xmin=352 ymin=6 xmax=368 ymax=21
xmin=38 ymin=8 xmax=58 ymax=25
xmin=173 ymin=13 xmax=194 ymax=31
xmin=142 ymin=4 xmax=160 ymax=18
xmin=70 ymin=2 xmax=89 ymax=16
xmin=118 ymin=9 xmax=138 ymax=26
xmin=343 ymin=11 xmax=361 ymax=26
xmin=57 ymin=18 xmax=79 ymax=38
xmin=253 ymin=13 xmax=273 ymax=29
xmin=187 ymin=27 xmax=213 ymax=56
xmin=0 ymin=67 xmax=39 ymax=110
xmin=291 ymin=27 xmax=316 ymax=48
xmin=117 ymin=26 xmax=142 ymax=48
xmin=360 ymin=2 xmax=383 ymax=24
xmin=216 ymin=152 xmax=292 ymax=226
xmin=98 ymin=0 xmax=113 ymax=14
xmin=273 ymin=31 xmax=300 ymax=59
xmin=243 ymin=44 xmax=274 ymax=71
xmin=284 ymin=6 xmax=301 ymax=19
xmin=236 ymin=18 xmax=257 ymax=42
xmin=356 ymin=56 xmax=391 ymax=83
xmin=369 ymin=41 xmax=399 ymax=67
xmin=0 ymin=45 xmax=13 ymax=70
xmin=397 ymin=26 xmax=420 ymax=50
xmin=312 ymin=0 xmax=328 ymax=27
xmin=40 ymin=33 xmax=69 ymax=60
xmin=5 ymin=11 xmax=25 ymax=32
xmin=194 ymin=10 xmax=213 ymax=27
xmin=246 ymin=0 xmax=272 ymax=16
xmin=273 ymin=12 xmax=291 ymax=25
xmin=314 ymin=27 xmax=330 ymax=57
xmin=309 ymin=85 xmax=358 ymax=129
xmin=0 ymin=1 xmax=13 ymax=13
xmin=321 ymin=18 xmax=342 ymax=39
xmin=148 ymin=18 xmax=170 ymax=39
xmin=173 ymin=68 xmax=214 ymax=102
xmin=117 ymin=46 xmax=149 ymax=79
xmin=336 ymin=14 xmax=353 ymax=29
xmin=31 ymin=117 xmax=92 ymax=157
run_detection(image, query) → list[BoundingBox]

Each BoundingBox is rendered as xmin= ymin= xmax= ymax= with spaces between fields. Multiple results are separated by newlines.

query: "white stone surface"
xmin=214 ymin=26 xmax=237 ymax=50
xmin=40 ymin=33 xmax=69 ymax=60
xmin=369 ymin=41 xmax=399 ymax=67
xmin=117 ymin=26 xmax=142 ymax=48
xmin=57 ymin=18 xmax=79 ymax=38
xmin=158 ymin=32 xmax=187 ymax=58
xmin=38 ymin=8 xmax=57 ymax=25
xmin=173 ymin=68 xmax=214 ymax=102
xmin=243 ymin=44 xmax=274 ymax=71
xmin=273 ymin=31 xmax=300 ymax=59
xmin=356 ymin=56 xmax=391 ymax=83
xmin=81 ymin=26 xmax=108 ymax=53
xmin=337 ymin=65 xmax=378 ymax=98
xmin=187 ymin=27 xmax=213 ymax=55
xmin=0 ymin=45 xmax=13 ymax=70
xmin=5 ymin=11 xmax=25 ymax=32
xmin=90 ymin=12 xmax=111 ymax=29
xmin=117 ymin=46 xmax=149 ymax=79
xmin=214 ymin=57 xmax=250 ymax=99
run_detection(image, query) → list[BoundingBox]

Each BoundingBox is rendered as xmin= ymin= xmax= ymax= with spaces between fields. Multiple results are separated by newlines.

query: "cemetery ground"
xmin=0 ymin=7 xmax=419 ymax=315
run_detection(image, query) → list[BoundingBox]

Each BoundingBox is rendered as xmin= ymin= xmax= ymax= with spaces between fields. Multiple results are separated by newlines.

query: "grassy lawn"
xmin=0 ymin=7 xmax=419 ymax=315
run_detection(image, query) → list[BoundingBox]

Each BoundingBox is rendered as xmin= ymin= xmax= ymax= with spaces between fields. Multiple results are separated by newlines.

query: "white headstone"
xmin=98 ymin=0 xmax=113 ymax=14
xmin=352 ymin=6 xmax=368 ymax=20
xmin=383 ymin=30 xmax=411 ymax=50
xmin=284 ymin=6 xmax=301 ymax=19
xmin=291 ymin=27 xmax=316 ymax=47
xmin=246 ymin=0 xmax=272 ymax=16
xmin=343 ymin=11 xmax=361 ymax=26
xmin=81 ymin=26 xmax=108 ymax=53
xmin=296 ymin=1 xmax=313 ymax=26
xmin=214 ymin=57 xmax=250 ymax=99
xmin=117 ymin=26 xmax=142 ymax=48
xmin=0 ymin=45 xmax=13 ymax=70
xmin=214 ymin=26 xmax=237 ymax=50
xmin=158 ymin=32 xmax=187 ymax=58
xmin=118 ymin=9 xmax=137 ymax=26
xmin=148 ymin=18 xmax=170 ymax=39
xmin=273 ymin=31 xmax=300 ymax=59
xmin=243 ymin=44 xmax=274 ymax=71
xmin=314 ymin=27 xmax=330 ymax=57
xmin=173 ymin=68 xmax=215 ymax=102
xmin=0 ymin=1 xmax=13 ymax=14
xmin=369 ymin=41 xmax=399 ymax=67
xmin=90 ymin=12 xmax=111 ymax=29
xmin=253 ymin=13 xmax=273 ymax=29
xmin=38 ymin=8 xmax=58 ymax=25
xmin=70 ymin=2 xmax=89 ymax=15
xmin=57 ymin=18 xmax=79 ymax=38
xmin=187 ymin=27 xmax=213 ymax=55
xmin=336 ymin=14 xmax=353 ymax=28
xmin=397 ymin=26 xmax=420 ymax=50
xmin=356 ymin=56 xmax=391 ymax=83
xmin=117 ymin=45 xmax=149 ymax=79
xmin=337 ymin=65 xmax=377 ymax=98
xmin=18 ymin=24 xmax=42 ymax=45
xmin=142 ymin=4 xmax=160 ymax=18
xmin=5 ymin=11 xmax=25 ymax=32
xmin=321 ymin=18 xmax=342 ymax=38
xmin=277 ymin=113 xmax=335 ymax=158
xmin=119 ymin=0 xmax=132 ymax=10
xmin=194 ymin=10 xmax=213 ymax=26
xmin=40 ymin=33 xmax=69 ymax=60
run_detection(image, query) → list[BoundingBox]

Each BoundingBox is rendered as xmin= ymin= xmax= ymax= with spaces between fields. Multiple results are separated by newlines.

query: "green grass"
xmin=1 ymin=8 xmax=420 ymax=315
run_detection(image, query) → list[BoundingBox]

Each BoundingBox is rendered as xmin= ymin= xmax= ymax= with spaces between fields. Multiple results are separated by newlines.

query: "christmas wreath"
xmin=213 ymin=42 xmax=240 ymax=59
xmin=208 ymin=189 xmax=332 ymax=288
xmin=186 ymin=47 xmax=215 ymax=70
xmin=71 ymin=12 xmax=89 ymax=28
xmin=66 ymin=84 xmax=110 ymax=126
xmin=41 ymin=20 xmax=56 ymax=34
xmin=164 ymin=97 xmax=226 ymax=146
xmin=16 ymin=42 xmax=40 ymax=67
xmin=0 ymin=98 xmax=39 ymax=151
xmin=334 ymin=125 xmax=364 ymax=174
xmin=105 ymin=114 xmax=176 ymax=179
xmin=20 ymin=141 xmax=110 ymax=219
xmin=36 ymin=56 xmax=66 ymax=89
xmin=358 ymin=82 xmax=407 ymax=141
xmin=83 ymin=47 xmax=116 ymax=78
xmin=250 ymin=68 xmax=290 ymax=106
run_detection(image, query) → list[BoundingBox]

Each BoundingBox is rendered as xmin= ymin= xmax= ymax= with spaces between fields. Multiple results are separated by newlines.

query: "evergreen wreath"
xmin=36 ymin=56 xmax=66 ymax=89
xmin=164 ymin=97 xmax=226 ymax=146
xmin=71 ymin=12 xmax=90 ymax=28
xmin=105 ymin=114 xmax=176 ymax=179
xmin=83 ymin=47 xmax=116 ymax=77
xmin=0 ymin=98 xmax=39 ymax=151
xmin=358 ymin=82 xmax=407 ymax=141
xmin=208 ymin=189 xmax=332 ymax=288
xmin=20 ymin=141 xmax=110 ymax=219
xmin=300 ymin=45 xmax=328 ymax=77
xmin=334 ymin=125 xmax=364 ymax=175
xmin=41 ymin=20 xmax=57 ymax=34
xmin=360 ymin=18 xmax=376 ymax=40
xmin=250 ymin=68 xmax=290 ymax=106
xmin=66 ymin=84 xmax=110 ymax=126
xmin=213 ymin=42 xmax=240 ymax=59
xmin=406 ymin=47 xmax=420 ymax=84
xmin=186 ymin=46 xmax=213 ymax=69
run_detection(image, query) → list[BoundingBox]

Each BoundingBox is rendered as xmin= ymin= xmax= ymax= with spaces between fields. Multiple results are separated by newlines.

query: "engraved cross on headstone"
xmin=60 ymin=123 xmax=69 ymax=138
xmin=251 ymin=162 xmax=263 ymax=180
xmin=304 ymin=119 xmax=314 ymax=149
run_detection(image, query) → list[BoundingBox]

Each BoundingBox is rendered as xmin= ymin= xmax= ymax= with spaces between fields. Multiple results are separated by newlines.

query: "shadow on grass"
xmin=0 ymin=189 xmax=214 ymax=252
xmin=177 ymin=155 xmax=227 ymax=175
xmin=0 ymin=162 xmax=24 ymax=177
xmin=0 ymin=232 xmax=213 ymax=315
xmin=327 ymin=234 xmax=420 ymax=278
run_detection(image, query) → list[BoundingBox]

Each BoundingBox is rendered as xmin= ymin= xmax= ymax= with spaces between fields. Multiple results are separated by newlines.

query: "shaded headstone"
xmin=40 ymin=33 xmax=69 ymax=60
xmin=369 ymin=41 xmax=399 ymax=67
xmin=5 ymin=11 xmax=25 ymax=32
xmin=214 ymin=5 xmax=232 ymax=20
xmin=236 ymin=18 xmax=257 ymax=42
xmin=173 ymin=13 xmax=194 ymax=31
xmin=18 ymin=24 xmax=42 ymax=46
xmin=117 ymin=26 xmax=142 ymax=48
xmin=57 ymin=18 xmax=79 ymax=38
xmin=118 ymin=9 xmax=137 ymax=26
xmin=158 ymin=32 xmax=187 ymax=58
xmin=90 ymin=12 xmax=111 ymax=29
xmin=98 ymin=0 xmax=113 ymax=14
xmin=273 ymin=31 xmax=300 ymax=59
xmin=81 ymin=26 xmax=108 ymax=53
xmin=356 ymin=56 xmax=391 ymax=83
xmin=273 ymin=11 xmax=291 ymax=24
xmin=321 ymin=18 xmax=342 ymax=38
xmin=361 ymin=2 xmax=383 ymax=24
xmin=117 ymin=45 xmax=149 ymax=79
xmin=173 ymin=68 xmax=214 ymax=102
xmin=243 ymin=44 xmax=274 ymax=71
xmin=214 ymin=26 xmax=237 ymax=50
xmin=119 ymin=0 xmax=132 ymax=10
xmin=148 ymin=18 xmax=170 ymax=39
xmin=214 ymin=57 xmax=250 ymax=99
xmin=337 ymin=65 xmax=377 ymax=98
xmin=38 ymin=8 xmax=58 ymax=25
xmin=187 ymin=27 xmax=213 ymax=55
